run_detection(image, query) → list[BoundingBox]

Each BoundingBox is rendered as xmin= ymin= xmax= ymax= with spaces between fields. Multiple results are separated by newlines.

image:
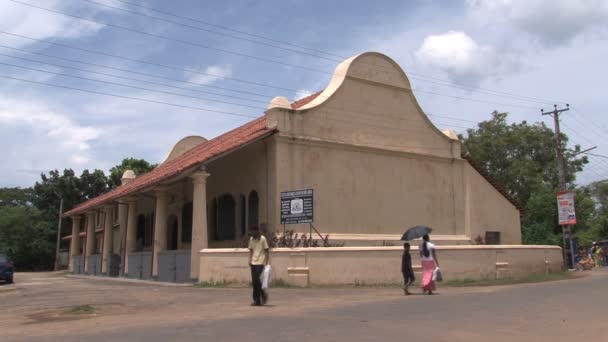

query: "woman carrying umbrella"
xmin=401 ymin=226 xmax=440 ymax=295
xmin=420 ymin=234 xmax=439 ymax=295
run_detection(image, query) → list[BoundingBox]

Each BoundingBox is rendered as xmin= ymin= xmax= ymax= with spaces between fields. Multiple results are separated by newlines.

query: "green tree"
xmin=0 ymin=187 xmax=33 ymax=208
xmin=79 ymin=169 xmax=108 ymax=200
xmin=33 ymin=169 xmax=109 ymax=214
xmin=461 ymin=111 xmax=588 ymax=206
xmin=522 ymin=189 xmax=560 ymax=245
xmin=33 ymin=169 xmax=83 ymax=217
xmin=31 ymin=168 xmax=109 ymax=252
xmin=461 ymin=111 xmax=589 ymax=246
xmin=108 ymin=158 xmax=156 ymax=189
xmin=0 ymin=205 xmax=55 ymax=270
xmin=576 ymin=180 xmax=608 ymax=245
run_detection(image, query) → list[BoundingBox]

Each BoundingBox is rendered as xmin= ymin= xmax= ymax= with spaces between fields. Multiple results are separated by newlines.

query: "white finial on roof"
xmin=442 ymin=129 xmax=459 ymax=140
xmin=267 ymin=96 xmax=291 ymax=110
xmin=121 ymin=170 xmax=136 ymax=185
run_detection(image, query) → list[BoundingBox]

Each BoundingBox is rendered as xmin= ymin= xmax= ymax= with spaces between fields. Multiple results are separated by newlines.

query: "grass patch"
xmin=442 ymin=272 xmax=578 ymax=287
xmin=194 ymin=279 xmax=295 ymax=288
xmin=193 ymin=280 xmax=235 ymax=288
xmin=64 ymin=305 xmax=95 ymax=315
xmin=270 ymin=278 xmax=293 ymax=288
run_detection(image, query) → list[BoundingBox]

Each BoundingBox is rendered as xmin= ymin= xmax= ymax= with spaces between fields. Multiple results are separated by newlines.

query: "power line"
xmin=0 ymin=50 xmax=488 ymax=128
xmin=0 ymin=32 xmax=542 ymax=114
xmin=0 ymin=61 xmax=269 ymax=110
xmin=0 ymin=48 xmax=271 ymax=103
xmin=8 ymin=0 xmax=331 ymax=74
xmin=80 ymin=0 xmax=338 ymax=62
xmin=0 ymin=48 xmax=489 ymax=133
xmin=0 ymin=74 xmax=258 ymax=118
xmin=0 ymin=64 xmax=475 ymax=134
xmin=106 ymin=0 xmax=567 ymax=106
xmin=0 ymin=31 xmax=292 ymax=93
xmin=110 ymin=0 xmax=346 ymax=59
xmin=2 ymin=73 xmax=471 ymax=151
xmin=585 ymin=153 xmax=608 ymax=160
xmin=580 ymin=161 xmax=608 ymax=181
xmin=413 ymin=89 xmax=537 ymax=110
xmin=407 ymin=75 xmax=553 ymax=106
xmin=427 ymin=113 xmax=479 ymax=124
xmin=8 ymin=0 xmax=570 ymax=109
xmin=560 ymin=121 xmax=598 ymax=148
xmin=569 ymin=106 xmax=608 ymax=140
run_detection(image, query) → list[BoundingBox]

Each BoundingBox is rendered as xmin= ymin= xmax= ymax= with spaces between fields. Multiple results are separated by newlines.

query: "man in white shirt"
xmin=248 ymin=226 xmax=269 ymax=306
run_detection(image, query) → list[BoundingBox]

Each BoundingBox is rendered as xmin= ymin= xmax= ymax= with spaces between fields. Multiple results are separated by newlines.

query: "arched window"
xmin=167 ymin=215 xmax=178 ymax=250
xmin=239 ymin=194 xmax=246 ymax=237
xmin=248 ymin=190 xmax=259 ymax=230
xmin=181 ymin=202 xmax=193 ymax=243
xmin=136 ymin=215 xmax=146 ymax=251
xmin=208 ymin=198 xmax=217 ymax=241
xmin=217 ymin=194 xmax=236 ymax=241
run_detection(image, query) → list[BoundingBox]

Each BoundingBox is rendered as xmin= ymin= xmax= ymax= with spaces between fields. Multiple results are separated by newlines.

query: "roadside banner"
xmin=556 ymin=190 xmax=576 ymax=225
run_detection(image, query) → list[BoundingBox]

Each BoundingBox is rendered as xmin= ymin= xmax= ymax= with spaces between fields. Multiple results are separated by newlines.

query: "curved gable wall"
xmin=267 ymin=52 xmax=460 ymax=159
xmin=265 ymin=52 xmax=520 ymax=243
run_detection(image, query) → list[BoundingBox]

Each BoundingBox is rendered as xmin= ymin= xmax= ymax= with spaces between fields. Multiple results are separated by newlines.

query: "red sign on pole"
xmin=556 ymin=191 xmax=576 ymax=225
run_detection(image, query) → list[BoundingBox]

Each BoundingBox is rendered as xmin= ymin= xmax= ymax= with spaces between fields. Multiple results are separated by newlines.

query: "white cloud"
xmin=184 ymin=65 xmax=233 ymax=86
xmin=0 ymin=100 xmax=102 ymax=176
xmin=0 ymin=1 xmax=105 ymax=48
xmin=465 ymin=0 xmax=608 ymax=46
xmin=415 ymin=31 xmax=518 ymax=85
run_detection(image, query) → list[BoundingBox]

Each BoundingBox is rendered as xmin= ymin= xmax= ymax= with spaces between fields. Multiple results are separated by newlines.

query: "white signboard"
xmin=557 ymin=191 xmax=576 ymax=225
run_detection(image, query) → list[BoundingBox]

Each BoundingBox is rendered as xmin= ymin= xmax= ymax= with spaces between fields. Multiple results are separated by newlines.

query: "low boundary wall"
xmin=199 ymin=245 xmax=563 ymax=286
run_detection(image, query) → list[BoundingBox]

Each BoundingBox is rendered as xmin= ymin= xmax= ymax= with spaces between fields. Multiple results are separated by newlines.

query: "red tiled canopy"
xmin=64 ymin=117 xmax=274 ymax=217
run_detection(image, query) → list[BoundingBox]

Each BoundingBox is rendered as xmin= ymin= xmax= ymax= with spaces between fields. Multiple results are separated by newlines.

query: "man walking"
xmin=248 ymin=226 xmax=269 ymax=306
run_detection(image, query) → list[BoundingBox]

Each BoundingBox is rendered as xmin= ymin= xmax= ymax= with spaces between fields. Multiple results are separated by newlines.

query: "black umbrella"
xmin=401 ymin=225 xmax=432 ymax=241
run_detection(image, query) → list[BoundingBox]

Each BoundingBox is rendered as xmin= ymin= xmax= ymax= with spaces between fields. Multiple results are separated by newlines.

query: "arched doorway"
xmin=167 ymin=215 xmax=178 ymax=250
xmin=217 ymin=194 xmax=236 ymax=240
xmin=248 ymin=190 xmax=259 ymax=230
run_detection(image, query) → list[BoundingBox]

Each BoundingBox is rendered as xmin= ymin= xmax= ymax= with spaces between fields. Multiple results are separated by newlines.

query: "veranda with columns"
xmin=64 ymin=127 xmax=273 ymax=282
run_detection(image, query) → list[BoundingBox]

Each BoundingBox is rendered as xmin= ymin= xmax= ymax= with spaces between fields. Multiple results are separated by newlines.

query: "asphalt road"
xmin=1 ymin=271 xmax=606 ymax=341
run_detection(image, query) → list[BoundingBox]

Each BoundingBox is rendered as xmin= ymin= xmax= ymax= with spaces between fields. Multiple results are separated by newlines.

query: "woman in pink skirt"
xmin=420 ymin=234 xmax=439 ymax=295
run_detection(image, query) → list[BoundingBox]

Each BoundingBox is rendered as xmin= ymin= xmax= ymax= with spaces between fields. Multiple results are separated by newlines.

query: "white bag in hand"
xmin=261 ymin=265 xmax=272 ymax=289
xmin=432 ymin=267 xmax=443 ymax=282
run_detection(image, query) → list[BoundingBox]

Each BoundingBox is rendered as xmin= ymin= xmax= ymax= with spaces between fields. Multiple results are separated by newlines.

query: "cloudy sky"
xmin=1 ymin=0 xmax=607 ymax=187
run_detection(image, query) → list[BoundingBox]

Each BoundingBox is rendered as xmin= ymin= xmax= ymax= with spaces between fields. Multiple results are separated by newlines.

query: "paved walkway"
xmin=1 ymin=270 xmax=606 ymax=341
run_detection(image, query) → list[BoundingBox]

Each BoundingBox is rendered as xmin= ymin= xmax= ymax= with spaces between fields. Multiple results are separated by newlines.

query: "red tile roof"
xmin=61 ymin=229 xmax=103 ymax=240
xmin=64 ymin=117 xmax=274 ymax=217
xmin=462 ymin=155 xmax=523 ymax=214
xmin=291 ymin=91 xmax=322 ymax=109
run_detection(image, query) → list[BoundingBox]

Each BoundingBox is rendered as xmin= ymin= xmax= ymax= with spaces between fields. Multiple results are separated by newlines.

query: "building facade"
xmin=63 ymin=52 xmax=522 ymax=282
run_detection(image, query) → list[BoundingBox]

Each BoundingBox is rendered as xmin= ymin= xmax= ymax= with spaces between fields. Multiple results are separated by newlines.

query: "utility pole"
xmin=541 ymin=104 xmax=576 ymax=269
xmin=53 ymin=197 xmax=64 ymax=271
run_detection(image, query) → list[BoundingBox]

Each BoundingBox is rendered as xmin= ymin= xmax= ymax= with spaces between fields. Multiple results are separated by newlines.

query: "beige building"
xmin=63 ymin=52 xmax=523 ymax=283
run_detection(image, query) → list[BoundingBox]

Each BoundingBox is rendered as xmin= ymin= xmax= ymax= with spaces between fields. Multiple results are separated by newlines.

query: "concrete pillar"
xmin=69 ymin=216 xmax=82 ymax=273
xmin=101 ymin=204 xmax=114 ymax=275
xmin=117 ymin=200 xmax=128 ymax=276
xmin=124 ymin=198 xmax=138 ymax=276
xmin=84 ymin=212 xmax=95 ymax=273
xmin=190 ymin=170 xmax=210 ymax=280
xmin=152 ymin=187 xmax=169 ymax=278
